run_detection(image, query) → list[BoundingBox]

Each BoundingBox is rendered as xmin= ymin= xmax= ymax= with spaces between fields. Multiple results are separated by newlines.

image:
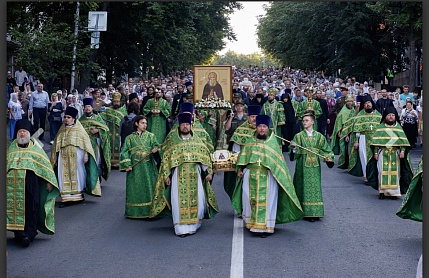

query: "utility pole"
xmin=70 ymin=1 xmax=80 ymax=93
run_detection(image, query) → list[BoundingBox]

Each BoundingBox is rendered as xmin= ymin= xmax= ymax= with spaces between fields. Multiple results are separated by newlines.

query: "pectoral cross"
xmin=370 ymin=124 xmax=373 ymax=131
xmin=257 ymin=158 xmax=262 ymax=166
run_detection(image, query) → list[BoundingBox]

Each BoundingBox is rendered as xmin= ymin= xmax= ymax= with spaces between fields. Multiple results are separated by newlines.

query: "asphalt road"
xmin=7 ymin=143 xmax=422 ymax=278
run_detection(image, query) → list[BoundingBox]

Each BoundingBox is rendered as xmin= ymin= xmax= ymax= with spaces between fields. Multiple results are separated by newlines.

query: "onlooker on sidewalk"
xmin=18 ymin=92 xmax=29 ymax=120
xmin=8 ymin=92 xmax=23 ymax=140
xmin=14 ymin=66 xmax=28 ymax=92
xmin=29 ymin=83 xmax=49 ymax=140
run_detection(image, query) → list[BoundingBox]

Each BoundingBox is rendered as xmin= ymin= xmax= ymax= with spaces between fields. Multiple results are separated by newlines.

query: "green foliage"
xmin=257 ymin=1 xmax=422 ymax=85
xmin=7 ymin=2 xmax=100 ymax=91
xmin=7 ymin=1 xmax=242 ymax=87
xmin=9 ymin=18 xmax=90 ymax=92
xmin=97 ymin=1 xmax=242 ymax=82
xmin=212 ymin=50 xmax=281 ymax=68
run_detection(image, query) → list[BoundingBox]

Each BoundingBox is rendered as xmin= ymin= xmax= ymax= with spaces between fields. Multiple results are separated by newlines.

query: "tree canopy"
xmin=212 ymin=50 xmax=281 ymax=68
xmin=7 ymin=1 xmax=242 ymax=92
xmin=257 ymin=1 xmax=422 ymax=89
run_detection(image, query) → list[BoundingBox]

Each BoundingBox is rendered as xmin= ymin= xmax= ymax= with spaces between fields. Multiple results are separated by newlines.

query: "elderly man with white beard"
xmin=7 ymin=119 xmax=59 ymax=247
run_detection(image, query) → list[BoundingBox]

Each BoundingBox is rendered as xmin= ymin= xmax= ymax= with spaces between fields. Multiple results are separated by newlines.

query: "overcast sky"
xmin=219 ymin=2 xmax=269 ymax=55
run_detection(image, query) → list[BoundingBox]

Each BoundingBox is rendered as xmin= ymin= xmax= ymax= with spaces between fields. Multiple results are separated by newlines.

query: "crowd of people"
xmin=6 ymin=65 xmax=422 ymax=246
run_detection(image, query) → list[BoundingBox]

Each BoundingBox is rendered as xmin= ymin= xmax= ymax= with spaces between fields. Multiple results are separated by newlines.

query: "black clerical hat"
xmin=13 ymin=119 xmax=34 ymax=139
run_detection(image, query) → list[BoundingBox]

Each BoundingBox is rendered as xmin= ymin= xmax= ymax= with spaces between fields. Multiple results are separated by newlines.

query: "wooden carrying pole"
xmin=274 ymin=134 xmax=331 ymax=161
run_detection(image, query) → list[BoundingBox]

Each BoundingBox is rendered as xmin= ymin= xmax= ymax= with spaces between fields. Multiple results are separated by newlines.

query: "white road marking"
xmin=230 ymin=213 xmax=244 ymax=278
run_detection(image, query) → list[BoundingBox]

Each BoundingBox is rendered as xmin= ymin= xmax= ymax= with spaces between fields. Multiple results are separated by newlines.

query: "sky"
xmin=219 ymin=1 xmax=270 ymax=55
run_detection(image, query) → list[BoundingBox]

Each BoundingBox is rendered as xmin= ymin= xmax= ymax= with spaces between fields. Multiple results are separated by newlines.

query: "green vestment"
xmin=331 ymin=105 xmax=356 ymax=169
xmin=396 ymin=156 xmax=422 ymax=222
xmin=296 ymin=100 xmax=322 ymax=131
xmin=164 ymin=116 xmax=214 ymax=154
xmin=101 ymin=105 xmax=127 ymax=165
xmin=7 ymin=139 xmax=60 ymax=234
xmin=345 ymin=109 xmax=382 ymax=179
xmin=289 ymin=129 xmax=334 ymax=218
xmin=120 ymin=131 xmax=160 ymax=218
xmin=261 ymin=100 xmax=285 ymax=145
xmin=198 ymin=110 xmax=217 ymax=146
xmin=79 ymin=113 xmax=112 ymax=180
xmin=371 ymin=122 xmax=413 ymax=194
xmin=143 ymin=98 xmax=171 ymax=144
xmin=150 ymin=131 xmax=219 ymax=222
xmin=223 ymin=121 xmax=256 ymax=199
xmin=230 ymin=121 xmax=256 ymax=146
xmin=232 ymin=132 xmax=303 ymax=224
xmin=51 ymin=120 xmax=101 ymax=198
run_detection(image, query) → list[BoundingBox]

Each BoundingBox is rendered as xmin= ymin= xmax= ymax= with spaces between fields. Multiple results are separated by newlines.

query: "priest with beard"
xmin=223 ymin=105 xmax=261 ymax=200
xmin=79 ymin=98 xmax=112 ymax=184
xmin=343 ymin=94 xmax=382 ymax=185
xmin=150 ymin=113 xmax=218 ymax=237
xmin=51 ymin=106 xmax=101 ymax=206
xmin=141 ymin=86 xmax=155 ymax=111
xmin=143 ymin=88 xmax=171 ymax=144
xmin=370 ymin=106 xmax=413 ymax=199
xmin=101 ymin=92 xmax=127 ymax=167
xmin=332 ymin=94 xmax=357 ymax=169
xmin=296 ymin=88 xmax=322 ymax=131
xmin=7 ymin=119 xmax=59 ymax=247
xmin=232 ymin=115 xmax=303 ymax=237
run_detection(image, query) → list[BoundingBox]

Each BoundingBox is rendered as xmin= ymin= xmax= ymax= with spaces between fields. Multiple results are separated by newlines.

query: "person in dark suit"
xmin=375 ymin=89 xmax=394 ymax=114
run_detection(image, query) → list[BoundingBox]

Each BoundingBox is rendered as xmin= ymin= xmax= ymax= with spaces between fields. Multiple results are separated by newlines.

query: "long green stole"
xmin=230 ymin=121 xmax=256 ymax=145
xmin=79 ymin=113 xmax=112 ymax=180
xmin=51 ymin=120 xmax=101 ymax=197
xmin=233 ymin=132 xmax=303 ymax=223
xmin=246 ymin=164 xmax=271 ymax=229
xmin=346 ymin=110 xmax=382 ymax=176
xmin=151 ymin=131 xmax=218 ymax=220
xmin=7 ymin=139 xmax=60 ymax=234
xmin=371 ymin=122 xmax=410 ymax=190
xmin=101 ymin=105 xmax=126 ymax=164
xmin=331 ymin=105 xmax=355 ymax=154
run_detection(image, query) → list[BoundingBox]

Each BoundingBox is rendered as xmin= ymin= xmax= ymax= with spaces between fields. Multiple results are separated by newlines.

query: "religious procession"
xmin=7 ymin=65 xmax=423 ymax=247
xmin=5 ymin=2 xmax=423 ymax=277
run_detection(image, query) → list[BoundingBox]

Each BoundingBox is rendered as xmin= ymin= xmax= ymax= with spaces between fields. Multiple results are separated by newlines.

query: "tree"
xmin=7 ymin=2 xmax=243 ymax=90
xmin=95 ymin=1 xmax=242 ymax=84
xmin=367 ymin=2 xmax=422 ymax=90
xmin=212 ymin=50 xmax=281 ymax=68
xmin=256 ymin=2 xmax=422 ymax=85
xmin=7 ymin=2 xmax=100 ymax=92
